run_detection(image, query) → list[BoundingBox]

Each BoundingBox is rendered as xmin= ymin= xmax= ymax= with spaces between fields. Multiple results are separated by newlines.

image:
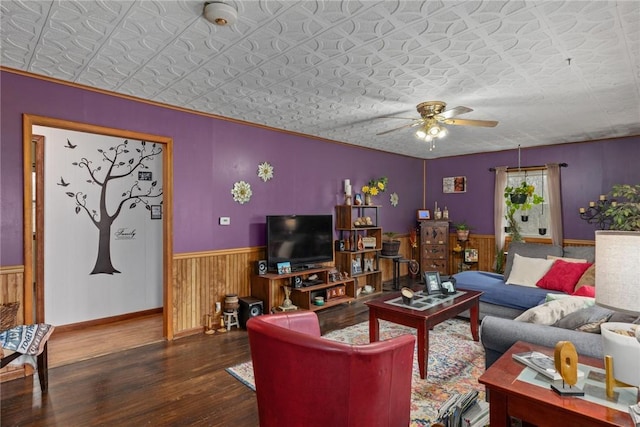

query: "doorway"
xmin=24 ymin=115 xmax=174 ymax=340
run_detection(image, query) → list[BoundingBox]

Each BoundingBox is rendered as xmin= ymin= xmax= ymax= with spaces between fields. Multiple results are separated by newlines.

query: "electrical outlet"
xmin=219 ymin=217 xmax=230 ymax=225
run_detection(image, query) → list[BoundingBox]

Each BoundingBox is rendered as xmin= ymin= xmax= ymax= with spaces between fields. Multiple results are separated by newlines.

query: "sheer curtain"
xmin=546 ymin=163 xmax=563 ymax=245
xmin=494 ymin=167 xmax=508 ymax=251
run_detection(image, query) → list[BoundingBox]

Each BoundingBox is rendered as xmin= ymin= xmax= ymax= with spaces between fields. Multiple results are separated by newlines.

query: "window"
xmin=503 ymin=170 xmax=549 ymax=238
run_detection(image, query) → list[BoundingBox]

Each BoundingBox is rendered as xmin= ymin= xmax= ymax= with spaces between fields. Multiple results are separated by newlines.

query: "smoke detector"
xmin=203 ymin=2 xmax=237 ymax=26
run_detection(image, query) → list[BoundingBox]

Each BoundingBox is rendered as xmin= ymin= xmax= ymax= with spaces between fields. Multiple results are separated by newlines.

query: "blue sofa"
xmin=453 ymin=242 xmax=595 ymax=320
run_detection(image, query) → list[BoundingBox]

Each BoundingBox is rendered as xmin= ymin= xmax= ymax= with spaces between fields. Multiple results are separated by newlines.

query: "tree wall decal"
xmin=63 ymin=139 xmax=163 ymax=275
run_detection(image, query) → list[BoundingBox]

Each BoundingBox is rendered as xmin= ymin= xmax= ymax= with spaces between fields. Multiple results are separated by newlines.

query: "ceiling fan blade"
xmin=444 ymin=118 xmax=498 ymax=127
xmin=376 ymin=120 xmax=424 ymax=135
xmin=437 ymin=106 xmax=473 ymax=119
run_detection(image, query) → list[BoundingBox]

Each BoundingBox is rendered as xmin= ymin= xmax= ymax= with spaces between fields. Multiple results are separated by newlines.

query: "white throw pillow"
xmin=505 ymin=254 xmax=555 ymax=287
xmin=515 ymin=296 xmax=596 ymax=325
xmin=547 ymin=255 xmax=587 ymax=263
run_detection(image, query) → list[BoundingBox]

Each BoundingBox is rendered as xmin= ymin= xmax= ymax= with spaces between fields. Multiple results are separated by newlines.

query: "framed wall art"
xmin=443 ymin=176 xmax=467 ymax=193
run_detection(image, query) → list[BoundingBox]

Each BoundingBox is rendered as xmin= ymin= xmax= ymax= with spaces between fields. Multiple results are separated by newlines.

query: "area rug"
xmin=226 ymin=318 xmax=485 ymax=426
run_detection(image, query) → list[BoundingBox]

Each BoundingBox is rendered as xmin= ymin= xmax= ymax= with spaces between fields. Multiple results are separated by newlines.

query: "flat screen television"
xmin=266 ymin=215 xmax=334 ymax=272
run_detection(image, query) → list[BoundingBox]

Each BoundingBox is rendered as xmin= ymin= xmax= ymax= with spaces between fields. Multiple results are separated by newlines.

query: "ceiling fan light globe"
xmin=428 ymin=125 xmax=440 ymax=136
xmin=438 ymin=128 xmax=448 ymax=138
xmin=415 ymin=129 xmax=427 ymax=139
xmin=425 ymin=135 xmax=433 ymax=142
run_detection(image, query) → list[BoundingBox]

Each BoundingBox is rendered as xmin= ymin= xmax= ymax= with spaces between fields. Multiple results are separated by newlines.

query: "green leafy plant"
xmin=604 ymin=184 xmax=640 ymax=231
xmin=383 ymin=231 xmax=398 ymax=241
xmin=504 ymin=181 xmax=544 ymax=242
xmin=453 ymin=221 xmax=471 ymax=230
xmin=494 ymin=245 xmax=505 ymax=274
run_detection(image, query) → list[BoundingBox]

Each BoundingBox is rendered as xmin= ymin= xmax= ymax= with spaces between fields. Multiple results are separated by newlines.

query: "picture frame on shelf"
xmin=424 ymin=271 xmax=442 ymax=294
xmin=351 ymin=258 xmax=362 ymax=275
xmin=277 ymin=261 xmax=292 ymax=275
xmin=464 ymin=248 xmax=479 ymax=263
xmin=417 ymin=209 xmax=431 ymax=220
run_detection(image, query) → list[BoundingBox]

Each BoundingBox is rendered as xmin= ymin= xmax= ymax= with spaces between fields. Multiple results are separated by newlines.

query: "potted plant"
xmin=453 ymin=221 xmax=471 ymax=241
xmin=603 ymin=184 xmax=640 ymax=230
xmin=504 ymin=181 xmax=544 ymax=242
xmin=381 ymin=231 xmax=400 ymax=256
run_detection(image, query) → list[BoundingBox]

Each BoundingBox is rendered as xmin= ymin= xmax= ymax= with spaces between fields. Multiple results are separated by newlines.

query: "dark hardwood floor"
xmin=0 ymin=293 xmax=382 ymax=426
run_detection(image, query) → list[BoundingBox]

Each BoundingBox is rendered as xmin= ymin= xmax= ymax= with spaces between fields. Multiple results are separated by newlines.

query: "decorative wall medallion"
xmin=390 ymin=192 xmax=399 ymax=207
xmin=257 ymin=162 xmax=274 ymax=182
xmin=231 ymin=180 xmax=252 ymax=204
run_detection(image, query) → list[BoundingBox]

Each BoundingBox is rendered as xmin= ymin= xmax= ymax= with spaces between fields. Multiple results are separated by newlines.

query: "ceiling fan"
xmin=377 ymin=101 xmax=498 ymax=149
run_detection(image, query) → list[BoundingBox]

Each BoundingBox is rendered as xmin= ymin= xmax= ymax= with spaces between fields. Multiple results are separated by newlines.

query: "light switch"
xmin=219 ymin=217 xmax=230 ymax=225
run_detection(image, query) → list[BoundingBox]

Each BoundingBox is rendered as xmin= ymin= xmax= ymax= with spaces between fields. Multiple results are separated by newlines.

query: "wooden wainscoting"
xmin=1 ymin=236 xmax=594 ymax=339
xmin=0 ymin=265 xmax=25 ymax=325
xmin=172 ymin=247 xmax=264 ymax=336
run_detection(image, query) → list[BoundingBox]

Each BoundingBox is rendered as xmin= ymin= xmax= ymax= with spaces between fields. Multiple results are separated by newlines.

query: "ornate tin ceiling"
xmin=1 ymin=0 xmax=639 ymax=159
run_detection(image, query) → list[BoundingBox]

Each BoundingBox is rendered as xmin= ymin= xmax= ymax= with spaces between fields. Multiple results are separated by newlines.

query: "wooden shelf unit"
xmin=335 ymin=205 xmax=383 ymax=294
xmin=251 ymin=267 xmax=355 ymax=313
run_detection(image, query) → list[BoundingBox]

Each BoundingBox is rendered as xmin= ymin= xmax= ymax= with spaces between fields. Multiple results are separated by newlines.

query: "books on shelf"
xmin=512 ymin=351 xmax=584 ymax=381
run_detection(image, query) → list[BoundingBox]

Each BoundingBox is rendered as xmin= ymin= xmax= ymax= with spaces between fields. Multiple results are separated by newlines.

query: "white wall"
xmin=36 ymin=125 xmax=163 ymax=325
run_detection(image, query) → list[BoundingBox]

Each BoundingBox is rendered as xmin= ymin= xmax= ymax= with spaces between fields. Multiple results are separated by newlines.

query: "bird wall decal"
xmin=64 ymin=139 xmax=77 ymax=149
xmin=57 ymin=177 xmax=69 ymax=186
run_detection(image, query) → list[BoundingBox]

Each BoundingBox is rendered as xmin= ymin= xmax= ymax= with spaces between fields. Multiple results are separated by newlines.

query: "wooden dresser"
xmin=419 ymin=220 xmax=450 ymax=276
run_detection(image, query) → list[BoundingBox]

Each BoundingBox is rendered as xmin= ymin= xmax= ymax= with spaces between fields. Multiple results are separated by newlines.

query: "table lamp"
xmin=595 ymin=230 xmax=640 ymax=400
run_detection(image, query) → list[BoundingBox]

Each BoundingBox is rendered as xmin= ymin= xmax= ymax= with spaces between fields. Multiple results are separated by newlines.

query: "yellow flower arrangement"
xmin=362 ymin=177 xmax=388 ymax=197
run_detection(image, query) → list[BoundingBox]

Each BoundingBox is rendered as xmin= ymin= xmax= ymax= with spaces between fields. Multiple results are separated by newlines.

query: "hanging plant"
xmin=504 ymin=181 xmax=544 ymax=242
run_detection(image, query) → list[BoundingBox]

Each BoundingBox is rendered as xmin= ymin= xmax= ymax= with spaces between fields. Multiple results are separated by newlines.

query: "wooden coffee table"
xmin=478 ymin=341 xmax=634 ymax=427
xmin=365 ymin=289 xmax=481 ymax=379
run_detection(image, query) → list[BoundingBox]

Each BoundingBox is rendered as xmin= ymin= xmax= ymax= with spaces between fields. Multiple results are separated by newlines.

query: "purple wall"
xmin=3 ymin=71 xmax=638 ymax=267
xmin=0 ymin=71 xmax=424 ymax=266
xmin=426 ymin=138 xmax=640 ymax=240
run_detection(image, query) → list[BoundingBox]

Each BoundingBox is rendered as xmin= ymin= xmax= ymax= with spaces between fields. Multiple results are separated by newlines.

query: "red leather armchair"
xmin=246 ymin=311 xmax=415 ymax=427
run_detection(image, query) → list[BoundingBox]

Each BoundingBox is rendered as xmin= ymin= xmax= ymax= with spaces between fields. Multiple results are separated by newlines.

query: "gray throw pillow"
xmin=554 ymin=305 xmax=613 ymax=333
xmin=563 ymin=246 xmax=596 ymax=263
xmin=504 ymin=242 xmax=563 ymax=279
xmin=609 ymin=311 xmax=640 ymax=324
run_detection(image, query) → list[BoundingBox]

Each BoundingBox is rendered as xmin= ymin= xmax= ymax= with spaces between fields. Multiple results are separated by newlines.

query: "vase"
xmin=456 ymin=230 xmax=470 ymax=241
xmin=364 ymin=193 xmax=372 ymax=205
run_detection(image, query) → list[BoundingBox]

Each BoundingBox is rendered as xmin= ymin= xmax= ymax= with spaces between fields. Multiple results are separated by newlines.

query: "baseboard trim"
xmin=54 ymin=307 xmax=162 ymax=333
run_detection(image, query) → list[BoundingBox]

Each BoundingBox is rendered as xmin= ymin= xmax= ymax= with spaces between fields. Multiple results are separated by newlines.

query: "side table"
xmin=380 ymin=255 xmax=410 ymax=290
xmin=478 ymin=341 xmax=634 ymax=427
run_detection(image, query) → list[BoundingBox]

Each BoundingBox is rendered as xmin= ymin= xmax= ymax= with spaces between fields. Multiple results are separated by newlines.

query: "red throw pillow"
xmin=536 ymin=260 xmax=593 ymax=294
xmin=572 ymin=285 xmax=595 ymax=297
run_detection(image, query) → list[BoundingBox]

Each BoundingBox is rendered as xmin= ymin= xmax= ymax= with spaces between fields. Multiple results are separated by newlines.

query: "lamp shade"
xmin=595 ymin=230 xmax=640 ymax=315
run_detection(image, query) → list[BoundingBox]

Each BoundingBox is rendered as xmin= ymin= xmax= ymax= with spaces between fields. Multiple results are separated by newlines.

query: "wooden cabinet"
xmin=419 ymin=220 xmax=450 ymax=276
xmin=252 ymin=267 xmax=355 ymax=313
xmin=335 ymin=205 xmax=383 ymax=294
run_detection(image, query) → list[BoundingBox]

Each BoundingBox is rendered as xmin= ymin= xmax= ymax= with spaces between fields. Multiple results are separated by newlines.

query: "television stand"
xmin=251 ymin=267 xmax=356 ymax=313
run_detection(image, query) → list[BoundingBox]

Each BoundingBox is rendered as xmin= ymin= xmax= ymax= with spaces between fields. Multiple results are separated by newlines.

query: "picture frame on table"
xmin=417 ymin=209 xmax=431 ymax=221
xmin=424 ymin=271 xmax=442 ymax=294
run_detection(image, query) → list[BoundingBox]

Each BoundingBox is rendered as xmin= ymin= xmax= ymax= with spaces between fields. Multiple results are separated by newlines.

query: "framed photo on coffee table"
xmin=424 ymin=271 xmax=442 ymax=294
